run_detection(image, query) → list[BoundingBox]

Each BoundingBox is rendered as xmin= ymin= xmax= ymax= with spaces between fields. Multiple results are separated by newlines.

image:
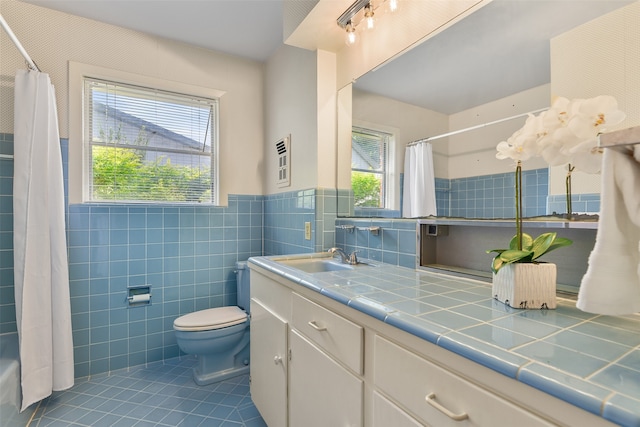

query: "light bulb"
xmin=388 ymin=0 xmax=398 ymax=13
xmin=345 ymin=22 xmax=357 ymax=46
xmin=364 ymin=4 xmax=375 ymax=30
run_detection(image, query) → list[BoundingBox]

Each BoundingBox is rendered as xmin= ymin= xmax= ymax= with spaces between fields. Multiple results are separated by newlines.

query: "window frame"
xmin=69 ymin=62 xmax=225 ymax=205
xmin=351 ymin=126 xmax=393 ymax=210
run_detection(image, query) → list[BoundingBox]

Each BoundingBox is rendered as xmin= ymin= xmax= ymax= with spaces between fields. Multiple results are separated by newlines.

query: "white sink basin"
xmin=276 ymin=258 xmax=355 ymax=273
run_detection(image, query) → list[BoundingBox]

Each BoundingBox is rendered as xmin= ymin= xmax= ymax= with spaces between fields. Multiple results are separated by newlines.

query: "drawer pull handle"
xmin=274 ymin=355 xmax=283 ymax=365
xmin=308 ymin=320 xmax=327 ymax=331
xmin=425 ymin=393 xmax=468 ymax=421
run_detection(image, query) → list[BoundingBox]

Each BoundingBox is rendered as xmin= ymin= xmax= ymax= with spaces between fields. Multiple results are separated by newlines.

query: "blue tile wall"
xmin=335 ymin=218 xmax=417 ymax=269
xmin=67 ymin=198 xmax=263 ymax=376
xmin=0 ymin=133 xmax=264 ymax=378
xmin=0 ymin=134 xmax=14 ymax=334
xmin=315 ymin=188 xmax=338 ymax=253
xmin=448 ymin=168 xmax=549 ymax=219
xmin=263 ymin=189 xmax=317 ymax=255
xmin=337 ymin=188 xmax=354 ymax=217
xmin=548 ymin=193 xmax=600 ymax=216
xmin=435 ymin=177 xmax=450 ymax=217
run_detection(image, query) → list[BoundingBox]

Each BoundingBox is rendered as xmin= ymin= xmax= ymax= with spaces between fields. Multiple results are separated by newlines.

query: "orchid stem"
xmin=566 ymin=164 xmax=574 ymax=220
xmin=515 ymin=161 xmax=522 ymax=251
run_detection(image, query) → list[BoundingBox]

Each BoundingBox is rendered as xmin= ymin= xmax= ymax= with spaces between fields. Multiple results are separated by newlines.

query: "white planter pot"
xmin=492 ymin=263 xmax=557 ymax=309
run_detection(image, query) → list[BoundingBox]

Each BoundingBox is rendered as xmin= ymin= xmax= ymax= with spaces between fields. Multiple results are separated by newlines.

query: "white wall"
xmin=549 ymin=1 xmax=640 ymax=196
xmin=264 ymin=44 xmax=319 ymax=194
xmin=447 ymin=85 xmax=551 ymax=179
xmin=316 ymin=50 xmax=338 ymax=190
xmin=0 ymin=1 xmax=265 ymax=202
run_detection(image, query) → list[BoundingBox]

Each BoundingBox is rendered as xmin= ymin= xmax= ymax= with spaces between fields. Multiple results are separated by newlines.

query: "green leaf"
xmin=544 ymin=237 xmax=573 ymax=255
xmin=486 ymin=248 xmax=507 ymax=254
xmin=499 ymin=249 xmax=532 ymax=264
xmin=508 ymin=233 xmax=533 ymax=251
xmin=488 ymin=232 xmax=572 ymax=273
xmin=531 ymin=232 xmax=556 ymax=260
xmin=491 ymin=256 xmax=504 ymax=273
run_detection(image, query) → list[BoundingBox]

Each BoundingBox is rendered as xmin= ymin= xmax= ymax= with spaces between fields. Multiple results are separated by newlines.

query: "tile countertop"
xmin=248 ymin=254 xmax=640 ymax=427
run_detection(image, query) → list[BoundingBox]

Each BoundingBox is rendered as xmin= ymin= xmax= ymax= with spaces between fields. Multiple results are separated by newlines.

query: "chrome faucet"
xmin=328 ymin=247 xmax=359 ymax=265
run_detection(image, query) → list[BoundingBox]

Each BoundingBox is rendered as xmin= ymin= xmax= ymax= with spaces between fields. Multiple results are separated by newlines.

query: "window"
xmin=84 ymin=78 xmax=218 ymax=203
xmin=351 ymin=127 xmax=390 ymax=208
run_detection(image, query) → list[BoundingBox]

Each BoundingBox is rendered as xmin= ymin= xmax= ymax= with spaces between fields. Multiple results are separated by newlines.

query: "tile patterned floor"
xmin=30 ymin=356 xmax=266 ymax=426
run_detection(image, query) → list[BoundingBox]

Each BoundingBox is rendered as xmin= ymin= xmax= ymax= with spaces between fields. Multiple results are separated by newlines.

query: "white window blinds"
xmin=351 ymin=127 xmax=390 ymax=208
xmin=84 ymin=78 xmax=218 ymax=203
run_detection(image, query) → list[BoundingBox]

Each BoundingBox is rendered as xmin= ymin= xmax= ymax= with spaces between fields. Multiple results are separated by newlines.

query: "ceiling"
xmin=19 ymin=0 xmax=634 ymax=114
xmin=19 ymin=0 xmax=285 ymax=62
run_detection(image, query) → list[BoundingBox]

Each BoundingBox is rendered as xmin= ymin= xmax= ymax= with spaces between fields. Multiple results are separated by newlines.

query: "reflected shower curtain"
xmin=402 ymin=143 xmax=437 ymax=218
xmin=13 ymin=69 xmax=74 ymax=411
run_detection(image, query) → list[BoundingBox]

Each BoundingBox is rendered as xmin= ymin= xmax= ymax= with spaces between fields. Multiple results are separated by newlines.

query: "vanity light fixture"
xmin=337 ymin=0 xmax=371 ymax=29
xmin=337 ymin=0 xmax=398 ymax=46
xmin=364 ymin=3 xmax=376 ymax=30
xmin=345 ymin=21 xmax=358 ymax=46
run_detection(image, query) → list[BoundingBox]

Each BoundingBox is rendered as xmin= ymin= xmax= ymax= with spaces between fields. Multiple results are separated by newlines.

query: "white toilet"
xmin=173 ymin=261 xmax=251 ymax=385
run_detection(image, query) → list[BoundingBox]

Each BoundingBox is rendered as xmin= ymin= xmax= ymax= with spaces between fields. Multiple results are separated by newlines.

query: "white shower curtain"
xmin=403 ymin=143 xmax=437 ymax=218
xmin=13 ymin=69 xmax=74 ymax=411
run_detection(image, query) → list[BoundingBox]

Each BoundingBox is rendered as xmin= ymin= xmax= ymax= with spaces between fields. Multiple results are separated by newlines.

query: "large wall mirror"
xmin=337 ymin=0 xmax=639 ymax=219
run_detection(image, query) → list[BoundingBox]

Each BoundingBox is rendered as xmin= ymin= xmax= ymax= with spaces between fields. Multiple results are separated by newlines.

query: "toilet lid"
xmin=173 ymin=306 xmax=247 ymax=332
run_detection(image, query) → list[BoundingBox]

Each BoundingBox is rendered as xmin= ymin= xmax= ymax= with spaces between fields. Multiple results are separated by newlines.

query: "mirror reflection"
xmin=339 ymin=0 xmax=638 ymax=219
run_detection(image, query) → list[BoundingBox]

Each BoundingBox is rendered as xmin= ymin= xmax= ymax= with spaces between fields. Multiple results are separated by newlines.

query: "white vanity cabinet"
xmin=249 ymin=262 xmax=617 ymax=427
xmin=249 ymin=269 xmax=292 ymax=427
xmin=250 ymin=298 xmax=288 ymax=427
xmin=250 ymin=268 xmax=364 ymax=427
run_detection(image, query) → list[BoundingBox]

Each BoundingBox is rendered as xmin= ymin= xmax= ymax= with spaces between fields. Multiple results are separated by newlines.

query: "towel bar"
xmin=357 ymin=226 xmax=381 ymax=235
xmin=335 ymin=225 xmax=355 ymax=233
xmin=598 ymin=125 xmax=640 ymax=148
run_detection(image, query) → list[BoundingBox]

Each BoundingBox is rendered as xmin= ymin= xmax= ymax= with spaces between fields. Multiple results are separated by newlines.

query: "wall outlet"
xmin=304 ymin=222 xmax=311 ymax=240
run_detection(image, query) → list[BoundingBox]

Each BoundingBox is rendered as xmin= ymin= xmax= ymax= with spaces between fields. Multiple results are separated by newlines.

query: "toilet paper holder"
xmin=127 ymin=285 xmax=151 ymax=307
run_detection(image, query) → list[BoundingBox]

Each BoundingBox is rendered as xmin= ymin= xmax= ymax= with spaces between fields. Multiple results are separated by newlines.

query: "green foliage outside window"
xmin=92 ymin=126 xmax=211 ymax=202
xmin=352 ymin=171 xmax=382 ymax=207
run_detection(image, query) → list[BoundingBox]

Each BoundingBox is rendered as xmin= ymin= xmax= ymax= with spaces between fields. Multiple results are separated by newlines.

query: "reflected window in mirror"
xmin=351 ymin=127 xmax=393 ymax=214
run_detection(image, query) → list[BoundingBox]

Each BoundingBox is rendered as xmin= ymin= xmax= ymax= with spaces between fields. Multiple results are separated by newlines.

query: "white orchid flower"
xmin=496 ymin=95 xmax=624 ymax=175
xmin=567 ymin=95 xmax=626 ymax=140
xmin=541 ymin=96 xmax=573 ymax=131
xmin=540 ymin=138 xmax=572 ymax=166
xmin=567 ymin=137 xmax=603 ymax=174
xmin=496 ymin=114 xmax=541 ymax=161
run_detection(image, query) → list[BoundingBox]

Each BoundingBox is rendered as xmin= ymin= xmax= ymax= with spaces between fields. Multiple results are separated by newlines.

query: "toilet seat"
xmin=173 ymin=306 xmax=247 ymax=332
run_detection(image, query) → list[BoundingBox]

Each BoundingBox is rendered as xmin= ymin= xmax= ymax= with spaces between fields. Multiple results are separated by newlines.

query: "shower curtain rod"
xmin=0 ymin=13 xmax=40 ymax=72
xmin=407 ymin=107 xmax=548 ymax=146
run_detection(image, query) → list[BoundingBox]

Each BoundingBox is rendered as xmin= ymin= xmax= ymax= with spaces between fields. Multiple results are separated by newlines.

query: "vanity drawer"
xmin=292 ymin=293 xmax=363 ymax=374
xmin=374 ymin=336 xmax=553 ymax=427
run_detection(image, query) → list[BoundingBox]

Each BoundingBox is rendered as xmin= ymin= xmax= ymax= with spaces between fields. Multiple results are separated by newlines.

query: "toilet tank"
xmin=236 ymin=261 xmax=250 ymax=312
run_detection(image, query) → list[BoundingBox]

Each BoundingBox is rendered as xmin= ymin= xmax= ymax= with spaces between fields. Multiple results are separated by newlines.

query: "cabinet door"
xmin=250 ymin=298 xmax=288 ymax=427
xmin=373 ymin=391 xmax=425 ymax=427
xmin=289 ymin=329 xmax=363 ymax=427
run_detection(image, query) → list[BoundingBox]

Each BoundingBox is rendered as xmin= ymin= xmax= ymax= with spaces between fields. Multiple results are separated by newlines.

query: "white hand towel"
xmin=577 ymin=146 xmax=640 ymax=315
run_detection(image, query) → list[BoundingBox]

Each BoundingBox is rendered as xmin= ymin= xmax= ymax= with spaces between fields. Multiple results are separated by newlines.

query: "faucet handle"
xmin=348 ymin=251 xmax=359 ymax=265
